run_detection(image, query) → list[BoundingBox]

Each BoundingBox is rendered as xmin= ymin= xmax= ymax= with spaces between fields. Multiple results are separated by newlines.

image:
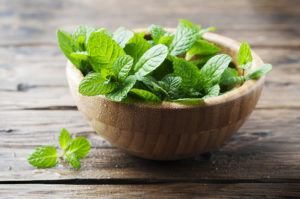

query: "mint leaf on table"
xmin=112 ymin=55 xmax=134 ymax=81
xmin=87 ymin=30 xmax=125 ymax=72
xmin=237 ymin=42 xmax=253 ymax=70
xmin=134 ymin=44 xmax=169 ymax=78
xmin=112 ymin=27 xmax=134 ymax=48
xmin=65 ymin=153 xmax=81 ymax=169
xmin=169 ymin=19 xmax=200 ymax=56
xmin=28 ymin=146 xmax=58 ymax=169
xmin=107 ymin=75 xmax=137 ymax=102
xmin=200 ymin=54 xmax=232 ymax=92
xmin=59 ymin=128 xmax=72 ymax=150
xmin=247 ymin=64 xmax=272 ymax=79
xmin=28 ymin=129 xmax=91 ymax=170
xmin=186 ymin=39 xmax=220 ymax=60
xmin=124 ymin=33 xmax=151 ymax=64
xmin=66 ymin=137 xmax=91 ymax=159
xmin=130 ymin=88 xmax=161 ymax=102
xmin=79 ymin=73 xmax=117 ymax=96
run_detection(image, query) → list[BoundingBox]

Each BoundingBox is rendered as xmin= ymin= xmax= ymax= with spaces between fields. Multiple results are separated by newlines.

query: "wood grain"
xmin=0 ymin=183 xmax=300 ymax=199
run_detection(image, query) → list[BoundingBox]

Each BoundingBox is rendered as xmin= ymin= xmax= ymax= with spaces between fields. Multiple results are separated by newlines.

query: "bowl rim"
xmin=66 ymin=30 xmax=265 ymax=110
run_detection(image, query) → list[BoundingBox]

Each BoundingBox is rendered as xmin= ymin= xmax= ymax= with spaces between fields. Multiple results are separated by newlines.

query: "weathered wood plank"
xmin=0 ymin=108 xmax=299 ymax=181
xmin=0 ymin=183 xmax=299 ymax=198
xmin=0 ymin=0 xmax=299 ymax=47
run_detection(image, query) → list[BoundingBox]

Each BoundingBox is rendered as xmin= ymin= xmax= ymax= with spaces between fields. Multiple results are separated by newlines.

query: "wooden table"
xmin=1 ymin=0 xmax=299 ymax=198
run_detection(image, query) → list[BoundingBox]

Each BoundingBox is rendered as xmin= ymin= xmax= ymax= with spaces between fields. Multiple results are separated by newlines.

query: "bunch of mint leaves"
xmin=57 ymin=19 xmax=272 ymax=105
xmin=28 ymin=129 xmax=91 ymax=169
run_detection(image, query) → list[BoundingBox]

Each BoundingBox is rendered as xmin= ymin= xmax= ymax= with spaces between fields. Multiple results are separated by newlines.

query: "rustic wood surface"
xmin=0 ymin=0 xmax=299 ymax=198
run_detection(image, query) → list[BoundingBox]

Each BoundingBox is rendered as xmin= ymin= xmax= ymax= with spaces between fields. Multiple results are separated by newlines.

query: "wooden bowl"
xmin=66 ymin=32 xmax=265 ymax=160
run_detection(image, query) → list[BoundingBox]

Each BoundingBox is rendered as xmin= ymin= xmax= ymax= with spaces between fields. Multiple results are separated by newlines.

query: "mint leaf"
xmin=169 ymin=19 xmax=200 ymax=56
xmin=247 ymin=64 xmax=272 ymax=79
xmin=79 ymin=73 xmax=117 ymax=96
xmin=28 ymin=146 xmax=58 ymax=169
xmin=172 ymin=98 xmax=204 ymax=105
xmin=158 ymin=35 xmax=173 ymax=46
xmin=149 ymin=25 xmax=167 ymax=43
xmin=112 ymin=27 xmax=134 ymax=48
xmin=67 ymin=137 xmax=91 ymax=159
xmin=70 ymin=51 xmax=89 ymax=61
xmin=107 ymin=75 xmax=137 ymax=102
xmin=204 ymin=84 xmax=220 ymax=98
xmin=125 ymin=33 xmax=151 ymax=64
xmin=237 ymin=42 xmax=252 ymax=68
xmin=59 ymin=128 xmax=72 ymax=150
xmin=199 ymin=26 xmax=216 ymax=37
xmin=200 ymin=54 xmax=232 ymax=92
xmin=130 ymin=88 xmax=161 ymax=102
xmin=186 ymin=39 xmax=220 ymax=60
xmin=57 ymin=30 xmax=80 ymax=67
xmin=112 ymin=55 xmax=134 ymax=81
xmin=220 ymin=67 xmax=245 ymax=86
xmin=87 ymin=30 xmax=125 ymax=72
xmin=65 ymin=153 xmax=81 ymax=169
xmin=134 ymin=44 xmax=168 ymax=78
xmin=173 ymin=57 xmax=201 ymax=90
xmin=158 ymin=75 xmax=182 ymax=98
xmin=72 ymin=26 xmax=95 ymax=50
xmin=139 ymin=76 xmax=169 ymax=96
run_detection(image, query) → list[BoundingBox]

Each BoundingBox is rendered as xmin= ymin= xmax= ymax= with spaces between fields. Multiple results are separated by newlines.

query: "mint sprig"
xmin=28 ymin=129 xmax=91 ymax=169
xmin=57 ymin=20 xmax=272 ymax=105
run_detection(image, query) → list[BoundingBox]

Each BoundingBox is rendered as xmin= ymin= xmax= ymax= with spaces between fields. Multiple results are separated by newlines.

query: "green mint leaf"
xmin=172 ymin=98 xmax=204 ymax=105
xmin=124 ymin=33 xmax=151 ymax=65
xmin=112 ymin=27 xmax=134 ymax=48
xmin=204 ymin=84 xmax=220 ymax=98
xmin=199 ymin=26 xmax=216 ymax=37
xmin=112 ymin=55 xmax=134 ymax=81
xmin=28 ymin=146 xmax=58 ymax=169
xmin=134 ymin=44 xmax=169 ymax=78
xmin=220 ymin=67 xmax=245 ymax=86
xmin=87 ymin=30 xmax=125 ymax=72
xmin=158 ymin=35 xmax=174 ymax=46
xmin=79 ymin=73 xmax=117 ymax=96
xmin=57 ymin=30 xmax=80 ymax=67
xmin=173 ymin=57 xmax=202 ymax=90
xmin=149 ymin=25 xmax=167 ymax=43
xmin=70 ymin=51 xmax=89 ymax=61
xmin=130 ymin=88 xmax=161 ymax=102
xmin=247 ymin=64 xmax=272 ymax=79
xmin=59 ymin=128 xmax=72 ymax=150
xmin=158 ymin=75 xmax=182 ymax=98
xmin=65 ymin=152 xmax=81 ymax=169
xmin=72 ymin=26 xmax=96 ymax=50
xmin=139 ymin=76 xmax=169 ymax=96
xmin=66 ymin=137 xmax=91 ymax=159
xmin=169 ymin=19 xmax=200 ymax=56
xmin=107 ymin=75 xmax=137 ymax=102
xmin=200 ymin=54 xmax=232 ymax=92
xmin=237 ymin=42 xmax=252 ymax=67
xmin=186 ymin=39 xmax=220 ymax=60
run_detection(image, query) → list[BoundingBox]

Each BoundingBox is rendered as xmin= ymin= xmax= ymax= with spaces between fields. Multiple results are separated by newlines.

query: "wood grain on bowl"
xmin=66 ymin=32 xmax=265 ymax=160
